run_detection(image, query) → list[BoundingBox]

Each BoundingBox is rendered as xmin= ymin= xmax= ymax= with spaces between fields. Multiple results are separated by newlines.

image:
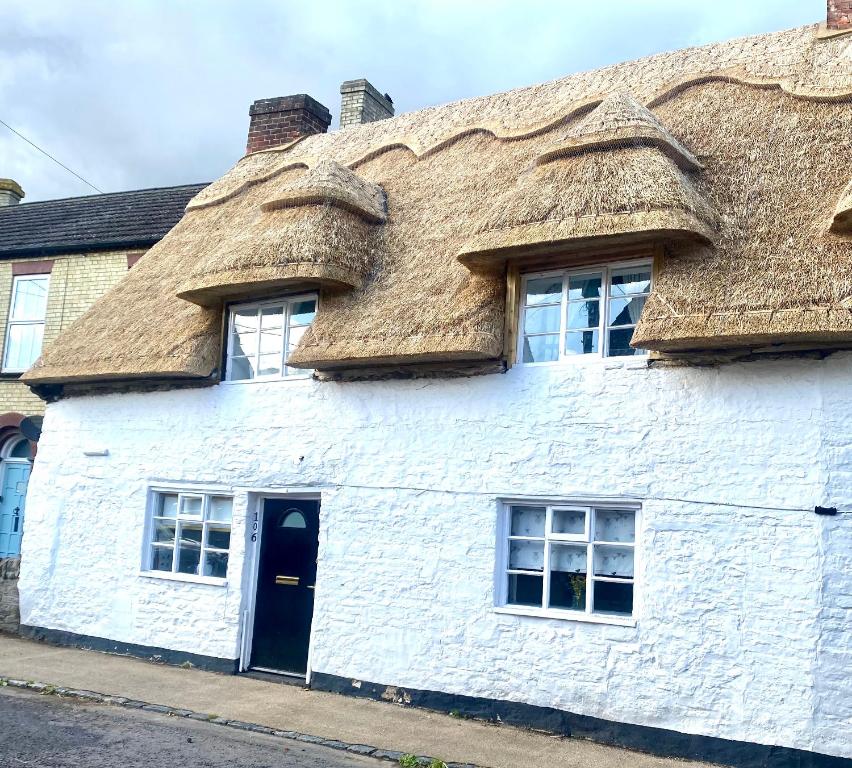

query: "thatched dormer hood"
xmin=176 ymin=160 xmax=386 ymax=307
xmin=457 ymin=93 xmax=715 ymax=267
xmin=23 ymin=23 xmax=852 ymax=386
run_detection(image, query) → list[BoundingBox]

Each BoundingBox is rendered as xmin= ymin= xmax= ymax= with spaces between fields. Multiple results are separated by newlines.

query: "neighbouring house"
xmin=0 ymin=180 xmax=206 ymax=629
xmin=15 ymin=10 xmax=852 ymax=767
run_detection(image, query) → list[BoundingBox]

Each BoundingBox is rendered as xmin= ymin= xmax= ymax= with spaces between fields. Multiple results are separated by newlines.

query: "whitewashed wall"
xmin=19 ymin=355 xmax=852 ymax=759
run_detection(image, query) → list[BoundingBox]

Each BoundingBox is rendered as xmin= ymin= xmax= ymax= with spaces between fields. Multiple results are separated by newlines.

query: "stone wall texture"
xmin=0 ymin=250 xmax=138 ymax=416
xmin=0 ymin=557 xmax=20 ymax=631
xmin=18 ymin=355 xmax=852 ymax=759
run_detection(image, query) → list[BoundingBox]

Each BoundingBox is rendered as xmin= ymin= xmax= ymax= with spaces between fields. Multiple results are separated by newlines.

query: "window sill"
xmin=220 ymin=374 xmax=314 ymax=385
xmin=518 ymin=356 xmax=649 ymax=370
xmin=138 ymin=570 xmax=228 ymax=587
xmin=494 ymin=605 xmax=636 ymax=627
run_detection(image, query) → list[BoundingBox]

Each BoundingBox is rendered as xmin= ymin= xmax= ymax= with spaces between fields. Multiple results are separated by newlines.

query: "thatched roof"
xmin=256 ymin=160 xmax=386 ymax=223
xmin=831 ymin=180 xmax=852 ymax=234
xmin=537 ymin=92 xmax=702 ymax=170
xmin=23 ymin=23 xmax=852 ymax=386
xmin=176 ymin=161 xmax=386 ymax=306
xmin=457 ymin=94 xmax=715 ymax=267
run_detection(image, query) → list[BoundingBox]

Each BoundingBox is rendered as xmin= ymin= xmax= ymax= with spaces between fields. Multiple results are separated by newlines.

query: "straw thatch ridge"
xmin=457 ymin=94 xmax=712 ymax=266
xmin=458 ymin=141 xmax=716 ymax=267
xmin=21 ymin=25 xmax=852 ymax=387
xmin=258 ymin=159 xmax=387 ymax=223
xmin=187 ymin=155 xmax=309 ymax=211
xmin=176 ymin=198 xmax=384 ymax=307
xmin=831 ymin=181 xmax=852 ymax=234
xmin=185 ymin=26 xmax=851 ymax=214
xmin=537 ymin=92 xmax=702 ymax=171
xmin=188 ymin=77 xmax=847 ymax=217
xmin=176 ymin=161 xmax=387 ymax=307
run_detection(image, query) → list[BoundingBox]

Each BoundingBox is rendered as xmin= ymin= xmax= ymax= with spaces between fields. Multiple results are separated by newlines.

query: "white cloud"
xmin=0 ymin=0 xmax=823 ymax=201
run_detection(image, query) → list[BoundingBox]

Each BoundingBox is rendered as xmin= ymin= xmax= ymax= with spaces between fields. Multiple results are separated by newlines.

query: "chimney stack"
xmin=246 ymin=94 xmax=331 ymax=155
xmin=828 ymin=0 xmax=851 ymax=29
xmin=339 ymin=79 xmax=394 ymax=129
xmin=0 ymin=179 xmax=24 ymax=207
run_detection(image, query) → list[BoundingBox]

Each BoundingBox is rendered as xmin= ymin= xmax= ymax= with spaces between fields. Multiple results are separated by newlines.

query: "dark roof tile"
xmin=0 ymin=183 xmax=208 ymax=257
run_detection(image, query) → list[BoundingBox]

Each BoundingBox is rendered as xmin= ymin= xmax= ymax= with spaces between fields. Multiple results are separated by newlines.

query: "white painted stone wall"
xmin=18 ymin=355 xmax=852 ymax=759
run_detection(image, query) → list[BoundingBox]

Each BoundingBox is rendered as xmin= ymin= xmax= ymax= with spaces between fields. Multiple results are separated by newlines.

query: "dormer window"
xmin=519 ymin=260 xmax=651 ymax=363
xmin=225 ymin=294 xmax=317 ymax=381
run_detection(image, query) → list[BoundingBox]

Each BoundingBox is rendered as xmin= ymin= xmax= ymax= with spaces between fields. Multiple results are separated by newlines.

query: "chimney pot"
xmin=339 ymin=79 xmax=394 ymax=129
xmin=827 ymin=0 xmax=851 ymax=29
xmin=0 ymin=179 xmax=24 ymax=207
xmin=246 ymin=94 xmax=331 ymax=154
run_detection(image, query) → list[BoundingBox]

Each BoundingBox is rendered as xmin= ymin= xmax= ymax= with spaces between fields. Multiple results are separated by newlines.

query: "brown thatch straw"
xmin=537 ymin=92 xmax=702 ymax=171
xmin=632 ymin=85 xmax=852 ymax=351
xmin=458 ymin=152 xmax=716 ymax=267
xmin=258 ymin=159 xmax=387 ymax=223
xmin=21 ymin=212 xmax=223 ymax=382
xmin=458 ymin=93 xmax=716 ymax=267
xmin=22 ymin=24 xmax=852 ymax=385
xmin=176 ymin=161 xmax=387 ymax=307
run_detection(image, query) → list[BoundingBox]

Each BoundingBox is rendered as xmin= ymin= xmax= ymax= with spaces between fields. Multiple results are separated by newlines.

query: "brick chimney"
xmin=0 ymin=179 xmax=24 ymax=206
xmin=828 ymin=0 xmax=851 ymax=29
xmin=246 ymin=94 xmax=331 ymax=154
xmin=339 ymin=79 xmax=394 ymax=129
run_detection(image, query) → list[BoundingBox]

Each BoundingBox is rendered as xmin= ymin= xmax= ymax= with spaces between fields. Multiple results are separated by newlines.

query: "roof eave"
xmin=458 ymin=210 xmax=716 ymax=268
xmin=0 ymin=238 xmax=162 ymax=260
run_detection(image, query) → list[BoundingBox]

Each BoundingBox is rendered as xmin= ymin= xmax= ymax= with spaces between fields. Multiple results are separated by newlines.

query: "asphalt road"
xmin=0 ymin=687 xmax=381 ymax=767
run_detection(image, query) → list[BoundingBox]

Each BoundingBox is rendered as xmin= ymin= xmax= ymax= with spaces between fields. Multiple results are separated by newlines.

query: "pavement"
xmin=0 ymin=634 xmax=713 ymax=768
xmin=0 ymin=685 xmax=378 ymax=768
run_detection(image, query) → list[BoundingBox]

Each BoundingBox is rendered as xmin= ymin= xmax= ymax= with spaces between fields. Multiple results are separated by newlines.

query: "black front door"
xmin=250 ymin=499 xmax=319 ymax=675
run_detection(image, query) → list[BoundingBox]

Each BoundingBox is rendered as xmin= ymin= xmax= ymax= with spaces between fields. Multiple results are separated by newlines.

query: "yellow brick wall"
xmin=0 ymin=249 xmax=144 ymax=417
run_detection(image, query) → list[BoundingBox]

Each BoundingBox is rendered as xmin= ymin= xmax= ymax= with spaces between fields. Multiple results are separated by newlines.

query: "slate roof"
xmin=0 ymin=183 xmax=208 ymax=258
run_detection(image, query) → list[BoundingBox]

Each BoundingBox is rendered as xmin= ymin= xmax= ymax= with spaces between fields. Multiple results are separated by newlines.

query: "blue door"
xmin=0 ymin=462 xmax=30 ymax=557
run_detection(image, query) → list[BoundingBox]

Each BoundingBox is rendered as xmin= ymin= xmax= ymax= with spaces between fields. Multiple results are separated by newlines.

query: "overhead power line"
xmin=0 ymin=117 xmax=103 ymax=194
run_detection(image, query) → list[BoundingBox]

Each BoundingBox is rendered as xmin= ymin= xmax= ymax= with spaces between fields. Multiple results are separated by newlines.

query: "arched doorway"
xmin=0 ymin=432 xmax=32 ymax=558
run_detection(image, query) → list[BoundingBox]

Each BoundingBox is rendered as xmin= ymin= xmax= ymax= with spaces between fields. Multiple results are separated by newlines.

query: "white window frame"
xmin=141 ymin=487 xmax=233 ymax=586
xmin=224 ymin=293 xmax=317 ymax=383
xmin=2 ymin=274 xmax=50 ymax=374
xmin=495 ymin=499 xmax=640 ymax=626
xmin=518 ymin=259 xmax=652 ymax=365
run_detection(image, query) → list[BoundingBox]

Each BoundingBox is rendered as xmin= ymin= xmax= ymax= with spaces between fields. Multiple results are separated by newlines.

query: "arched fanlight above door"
xmin=279 ymin=509 xmax=307 ymax=529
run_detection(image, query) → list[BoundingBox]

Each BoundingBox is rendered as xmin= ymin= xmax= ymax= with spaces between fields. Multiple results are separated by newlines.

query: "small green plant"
xmin=179 ymin=661 xmax=194 ymax=669
xmin=568 ymin=573 xmax=586 ymax=608
xmin=41 ymin=684 xmax=57 ymax=696
xmin=398 ymin=757 xmax=446 ymax=768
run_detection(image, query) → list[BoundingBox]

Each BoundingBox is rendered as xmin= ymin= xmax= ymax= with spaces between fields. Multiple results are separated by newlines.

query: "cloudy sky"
xmin=1 ymin=0 xmax=823 ymax=202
